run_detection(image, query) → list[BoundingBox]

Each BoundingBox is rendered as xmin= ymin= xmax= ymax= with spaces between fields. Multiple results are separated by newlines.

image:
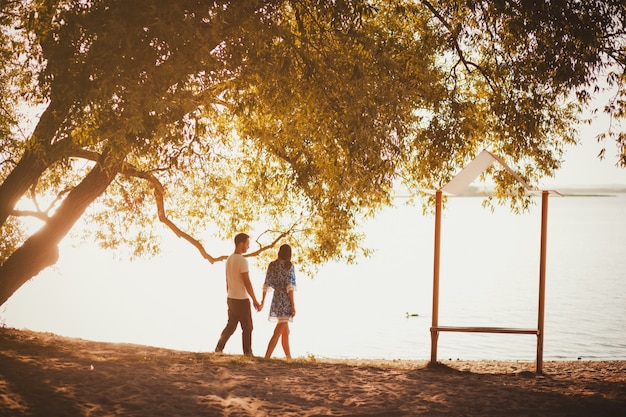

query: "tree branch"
xmin=420 ymin=0 xmax=497 ymax=92
xmin=71 ymin=147 xmax=296 ymax=263
xmin=247 ymin=225 xmax=301 ymax=258
xmin=69 ymin=149 xmax=223 ymax=261
xmin=10 ymin=209 xmax=49 ymax=221
xmin=118 ymin=164 xmax=225 ymax=263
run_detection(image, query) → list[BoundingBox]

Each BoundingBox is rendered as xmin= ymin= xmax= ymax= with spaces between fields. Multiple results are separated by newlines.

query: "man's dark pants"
xmin=215 ymin=298 xmax=253 ymax=355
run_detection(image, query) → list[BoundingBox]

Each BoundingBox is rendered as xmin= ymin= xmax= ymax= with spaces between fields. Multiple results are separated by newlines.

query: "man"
xmin=215 ymin=233 xmax=261 ymax=356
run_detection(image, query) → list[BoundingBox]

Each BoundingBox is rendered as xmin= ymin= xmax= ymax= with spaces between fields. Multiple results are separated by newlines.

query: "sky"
xmin=540 ymin=89 xmax=626 ymax=188
xmin=544 ymin=133 xmax=625 ymax=187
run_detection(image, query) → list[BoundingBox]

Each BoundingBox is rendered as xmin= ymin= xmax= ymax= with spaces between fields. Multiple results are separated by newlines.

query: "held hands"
xmin=256 ymin=294 xmax=266 ymax=312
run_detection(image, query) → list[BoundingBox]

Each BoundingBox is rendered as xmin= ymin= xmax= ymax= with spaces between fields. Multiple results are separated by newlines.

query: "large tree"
xmin=1 ymin=0 xmax=624 ymax=306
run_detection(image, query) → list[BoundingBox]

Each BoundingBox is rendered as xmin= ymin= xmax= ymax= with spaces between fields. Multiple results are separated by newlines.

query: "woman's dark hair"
xmin=275 ymin=244 xmax=292 ymax=270
xmin=277 ymin=244 xmax=291 ymax=261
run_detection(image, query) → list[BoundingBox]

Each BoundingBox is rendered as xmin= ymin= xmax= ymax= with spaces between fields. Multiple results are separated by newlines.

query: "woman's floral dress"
xmin=263 ymin=260 xmax=296 ymax=322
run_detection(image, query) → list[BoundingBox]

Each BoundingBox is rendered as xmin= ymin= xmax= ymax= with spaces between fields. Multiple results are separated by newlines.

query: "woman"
xmin=260 ymin=244 xmax=296 ymax=359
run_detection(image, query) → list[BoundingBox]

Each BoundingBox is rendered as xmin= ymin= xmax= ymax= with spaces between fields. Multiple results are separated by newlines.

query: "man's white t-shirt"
xmin=225 ymin=253 xmax=249 ymax=300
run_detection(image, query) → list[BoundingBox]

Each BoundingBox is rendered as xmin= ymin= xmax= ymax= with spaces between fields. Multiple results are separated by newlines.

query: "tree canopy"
xmin=1 ymin=0 xmax=625 ymax=306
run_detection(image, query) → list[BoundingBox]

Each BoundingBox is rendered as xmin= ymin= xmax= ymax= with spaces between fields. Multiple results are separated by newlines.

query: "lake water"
xmin=2 ymin=193 xmax=625 ymax=361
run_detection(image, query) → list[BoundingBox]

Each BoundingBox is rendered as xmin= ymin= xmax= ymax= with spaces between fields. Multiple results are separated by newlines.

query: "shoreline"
xmin=1 ymin=327 xmax=625 ymax=416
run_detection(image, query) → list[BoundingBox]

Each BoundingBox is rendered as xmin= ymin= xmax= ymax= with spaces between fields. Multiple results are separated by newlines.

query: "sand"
xmin=0 ymin=327 xmax=624 ymax=416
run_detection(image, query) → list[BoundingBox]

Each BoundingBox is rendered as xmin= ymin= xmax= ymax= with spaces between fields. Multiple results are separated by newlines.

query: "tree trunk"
xmin=0 ymin=149 xmax=126 ymax=306
xmin=0 ymin=151 xmax=49 ymax=227
xmin=0 ymin=102 xmax=69 ymax=227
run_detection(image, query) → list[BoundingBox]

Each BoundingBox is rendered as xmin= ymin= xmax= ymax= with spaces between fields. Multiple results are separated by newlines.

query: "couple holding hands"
xmin=214 ymin=233 xmax=296 ymax=359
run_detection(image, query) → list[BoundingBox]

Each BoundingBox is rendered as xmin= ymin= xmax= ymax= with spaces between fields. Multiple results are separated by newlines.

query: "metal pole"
xmin=536 ymin=190 xmax=549 ymax=374
xmin=430 ymin=190 xmax=443 ymax=364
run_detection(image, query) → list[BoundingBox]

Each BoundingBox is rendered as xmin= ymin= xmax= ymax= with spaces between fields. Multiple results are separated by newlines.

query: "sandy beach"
xmin=0 ymin=327 xmax=624 ymax=416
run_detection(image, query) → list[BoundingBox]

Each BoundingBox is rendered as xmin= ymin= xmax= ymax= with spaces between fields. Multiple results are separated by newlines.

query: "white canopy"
xmin=422 ymin=149 xmax=561 ymax=196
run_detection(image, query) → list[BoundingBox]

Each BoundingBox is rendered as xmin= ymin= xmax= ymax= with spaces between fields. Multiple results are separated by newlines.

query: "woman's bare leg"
xmin=280 ymin=324 xmax=291 ymax=359
xmin=265 ymin=322 xmax=287 ymax=359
